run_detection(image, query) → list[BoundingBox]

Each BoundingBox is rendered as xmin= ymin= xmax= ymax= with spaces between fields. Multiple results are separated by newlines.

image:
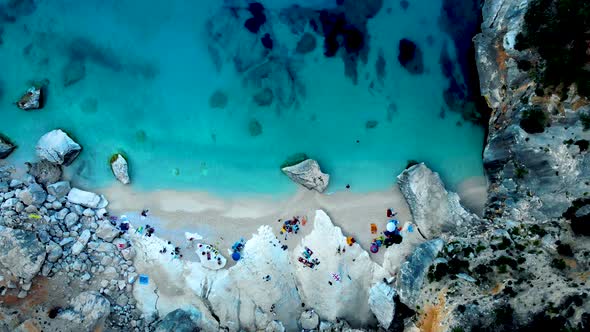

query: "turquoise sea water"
xmin=0 ymin=0 xmax=485 ymax=196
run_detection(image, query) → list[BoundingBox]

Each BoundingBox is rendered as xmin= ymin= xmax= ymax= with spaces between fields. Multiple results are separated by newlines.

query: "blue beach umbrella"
xmin=232 ymin=251 xmax=241 ymax=261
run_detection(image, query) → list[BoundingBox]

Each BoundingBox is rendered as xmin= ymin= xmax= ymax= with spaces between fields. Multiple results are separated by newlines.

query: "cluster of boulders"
xmin=0 ymin=132 xmax=140 ymax=331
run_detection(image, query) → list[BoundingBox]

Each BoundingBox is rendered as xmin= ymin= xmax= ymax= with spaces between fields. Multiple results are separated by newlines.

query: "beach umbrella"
xmin=386 ymin=221 xmax=396 ymax=232
xmin=231 ymin=251 xmax=241 ymax=261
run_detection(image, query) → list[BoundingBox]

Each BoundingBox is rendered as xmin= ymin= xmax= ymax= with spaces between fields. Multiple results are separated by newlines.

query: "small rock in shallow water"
xmin=209 ymin=89 xmax=228 ymax=109
xmin=253 ymin=88 xmax=274 ymax=107
xmin=366 ymin=120 xmax=378 ymax=129
xmin=296 ymin=33 xmax=316 ymax=54
xmin=110 ymin=154 xmax=130 ymax=185
xmin=16 ymin=86 xmax=42 ymax=110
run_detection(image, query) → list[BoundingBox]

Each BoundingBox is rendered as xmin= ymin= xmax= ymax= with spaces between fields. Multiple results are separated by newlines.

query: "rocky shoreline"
xmin=1 ymin=0 xmax=590 ymax=331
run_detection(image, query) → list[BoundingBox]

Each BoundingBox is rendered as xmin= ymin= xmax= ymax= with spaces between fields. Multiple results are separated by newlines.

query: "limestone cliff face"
xmin=404 ymin=1 xmax=590 ymax=331
xmin=475 ymin=0 xmax=590 ymax=222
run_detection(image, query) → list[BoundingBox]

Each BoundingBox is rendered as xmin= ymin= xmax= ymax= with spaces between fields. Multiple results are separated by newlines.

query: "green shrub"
xmin=516 ymin=0 xmax=590 ymax=97
xmin=551 ymin=258 xmax=566 ymax=270
xmin=520 ymin=107 xmax=548 ymax=134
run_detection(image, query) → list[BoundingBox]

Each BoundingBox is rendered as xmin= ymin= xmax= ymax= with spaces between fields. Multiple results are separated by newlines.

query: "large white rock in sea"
xmin=281 ymin=159 xmax=330 ymax=193
xmin=36 ymin=129 xmax=82 ymax=166
xmin=110 ymin=154 xmax=130 ymax=184
xmin=397 ymin=163 xmax=478 ymax=239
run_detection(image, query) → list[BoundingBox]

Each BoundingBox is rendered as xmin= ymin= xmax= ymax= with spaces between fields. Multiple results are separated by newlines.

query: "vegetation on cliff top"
xmin=515 ymin=0 xmax=590 ymax=97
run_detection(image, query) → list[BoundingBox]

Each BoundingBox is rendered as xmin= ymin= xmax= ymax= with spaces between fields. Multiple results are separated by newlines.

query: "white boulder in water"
xmin=17 ymin=86 xmax=42 ymax=110
xmin=281 ymin=159 xmax=329 ymax=193
xmin=110 ymin=154 xmax=130 ymax=184
xmin=36 ymin=129 xmax=82 ymax=166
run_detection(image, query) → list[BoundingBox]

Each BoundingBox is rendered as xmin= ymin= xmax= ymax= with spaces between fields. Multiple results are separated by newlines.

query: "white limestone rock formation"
xmin=110 ymin=154 xmax=130 ymax=184
xmin=368 ymin=282 xmax=396 ymax=329
xmin=58 ymin=291 xmax=111 ymax=331
xmin=397 ymin=163 xmax=478 ymax=239
xmin=16 ymin=86 xmax=41 ymax=110
xmin=208 ymin=225 xmax=302 ymax=331
xmin=293 ymin=210 xmax=389 ymax=326
xmin=36 ymin=129 xmax=82 ymax=166
xmin=282 ymin=159 xmax=330 ymax=193
xmin=67 ymin=188 xmax=104 ymax=208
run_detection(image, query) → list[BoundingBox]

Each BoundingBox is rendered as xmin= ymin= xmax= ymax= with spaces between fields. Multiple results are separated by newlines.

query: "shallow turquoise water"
xmin=0 ymin=0 xmax=484 ymax=196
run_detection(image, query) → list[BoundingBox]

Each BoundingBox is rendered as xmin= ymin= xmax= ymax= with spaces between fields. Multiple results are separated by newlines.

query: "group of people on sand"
xmin=370 ymin=208 xmax=404 ymax=253
xmin=279 ymin=216 xmax=307 ymax=240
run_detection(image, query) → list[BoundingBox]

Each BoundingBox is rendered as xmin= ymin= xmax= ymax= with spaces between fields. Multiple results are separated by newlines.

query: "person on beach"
xmin=141 ymin=209 xmax=149 ymax=220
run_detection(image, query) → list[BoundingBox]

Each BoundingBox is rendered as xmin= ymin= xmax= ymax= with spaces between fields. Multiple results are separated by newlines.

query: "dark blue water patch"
xmin=68 ymin=37 xmax=123 ymax=72
xmin=244 ymin=2 xmax=266 ymax=34
xmin=400 ymin=0 xmax=409 ymax=10
xmin=0 ymin=0 xmax=36 ymax=23
xmin=438 ymin=0 xmax=490 ymax=125
xmin=398 ymin=38 xmax=424 ymax=75
xmin=261 ymin=33 xmax=273 ymax=49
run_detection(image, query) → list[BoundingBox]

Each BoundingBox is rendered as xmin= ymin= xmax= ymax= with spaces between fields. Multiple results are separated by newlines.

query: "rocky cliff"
xmin=403 ymin=0 xmax=590 ymax=330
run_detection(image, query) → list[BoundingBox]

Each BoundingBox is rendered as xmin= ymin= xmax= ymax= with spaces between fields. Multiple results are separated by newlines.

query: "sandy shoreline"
xmin=100 ymin=176 xmax=487 ymax=266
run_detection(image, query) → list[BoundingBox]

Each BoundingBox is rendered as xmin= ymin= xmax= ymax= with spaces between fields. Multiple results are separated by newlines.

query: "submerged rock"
xmin=282 ymin=159 xmax=329 ymax=193
xmin=295 ymin=33 xmax=317 ymax=54
xmin=36 ymin=129 xmax=82 ymax=166
xmin=155 ymin=309 xmax=200 ymax=332
xmin=16 ymin=86 xmax=41 ymax=110
xmin=0 ymin=226 xmax=45 ymax=281
xmin=248 ymin=119 xmax=263 ymax=137
xmin=0 ymin=134 xmax=15 ymax=159
xmin=368 ymin=282 xmax=396 ymax=329
xmin=63 ymin=59 xmax=86 ymax=87
xmin=398 ymin=39 xmax=424 ymax=75
xmin=366 ymin=120 xmax=378 ymax=129
xmin=253 ymin=88 xmax=274 ymax=107
xmin=27 ymin=160 xmax=62 ymax=186
xmin=397 ymin=163 xmax=478 ymax=239
xmin=110 ymin=154 xmax=130 ymax=184
xmin=209 ymin=89 xmax=228 ymax=109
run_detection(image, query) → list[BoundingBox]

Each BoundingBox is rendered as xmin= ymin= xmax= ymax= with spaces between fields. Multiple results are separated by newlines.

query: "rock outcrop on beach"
xmin=282 ymin=159 xmax=330 ymax=193
xmin=36 ymin=129 xmax=82 ymax=166
xmin=110 ymin=154 xmax=130 ymax=185
xmin=398 ymin=163 xmax=480 ymax=239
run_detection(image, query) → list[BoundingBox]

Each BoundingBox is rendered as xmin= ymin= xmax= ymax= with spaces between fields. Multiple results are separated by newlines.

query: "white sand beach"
xmin=101 ymin=176 xmax=486 ymax=266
